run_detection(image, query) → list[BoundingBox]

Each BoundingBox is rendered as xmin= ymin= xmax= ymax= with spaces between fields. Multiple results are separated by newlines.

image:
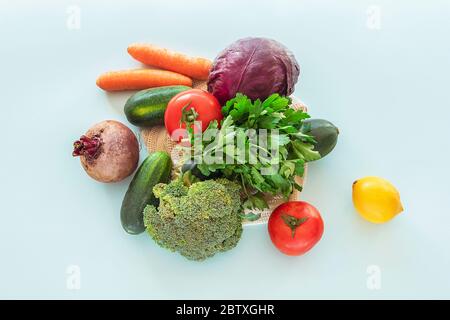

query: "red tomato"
xmin=165 ymin=89 xmax=223 ymax=142
xmin=268 ymin=201 xmax=324 ymax=256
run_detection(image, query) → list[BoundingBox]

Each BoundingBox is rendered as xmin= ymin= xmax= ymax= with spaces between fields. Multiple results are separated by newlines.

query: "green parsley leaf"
xmin=184 ymin=93 xmax=318 ymax=210
xmin=291 ymin=140 xmax=321 ymax=162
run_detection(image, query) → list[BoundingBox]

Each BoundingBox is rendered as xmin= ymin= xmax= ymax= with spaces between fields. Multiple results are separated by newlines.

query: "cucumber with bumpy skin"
xmin=120 ymin=152 xmax=172 ymax=235
xmin=124 ymin=85 xmax=190 ymax=127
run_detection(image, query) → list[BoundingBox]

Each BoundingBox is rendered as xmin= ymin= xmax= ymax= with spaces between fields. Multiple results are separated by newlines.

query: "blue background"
xmin=1 ymin=0 xmax=449 ymax=299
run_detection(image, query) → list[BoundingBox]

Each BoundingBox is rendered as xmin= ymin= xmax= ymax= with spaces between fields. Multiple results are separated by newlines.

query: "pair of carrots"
xmin=96 ymin=43 xmax=212 ymax=91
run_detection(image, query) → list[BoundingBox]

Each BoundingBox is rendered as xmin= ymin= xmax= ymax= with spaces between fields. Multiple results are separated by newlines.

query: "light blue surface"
xmin=1 ymin=0 xmax=449 ymax=299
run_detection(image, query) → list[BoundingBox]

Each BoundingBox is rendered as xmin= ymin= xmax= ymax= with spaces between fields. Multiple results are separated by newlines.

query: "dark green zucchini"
xmin=120 ymin=152 xmax=172 ymax=235
xmin=301 ymin=119 xmax=339 ymax=158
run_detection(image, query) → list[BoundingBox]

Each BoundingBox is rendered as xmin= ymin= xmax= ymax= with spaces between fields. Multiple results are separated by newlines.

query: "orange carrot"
xmin=127 ymin=43 xmax=212 ymax=80
xmin=96 ymin=69 xmax=192 ymax=91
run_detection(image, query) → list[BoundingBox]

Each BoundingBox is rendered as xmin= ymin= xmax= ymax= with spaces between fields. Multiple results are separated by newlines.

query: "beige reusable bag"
xmin=141 ymin=81 xmax=307 ymax=225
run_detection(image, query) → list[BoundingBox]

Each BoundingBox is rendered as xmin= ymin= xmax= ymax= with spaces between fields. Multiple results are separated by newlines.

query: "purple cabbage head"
xmin=207 ymin=37 xmax=300 ymax=105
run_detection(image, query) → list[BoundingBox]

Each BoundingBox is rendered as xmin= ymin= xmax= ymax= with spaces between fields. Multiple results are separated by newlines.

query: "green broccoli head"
xmin=143 ymin=178 xmax=243 ymax=261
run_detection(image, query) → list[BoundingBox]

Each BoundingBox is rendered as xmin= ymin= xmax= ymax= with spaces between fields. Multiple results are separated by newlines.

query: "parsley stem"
xmin=240 ymin=173 xmax=249 ymax=197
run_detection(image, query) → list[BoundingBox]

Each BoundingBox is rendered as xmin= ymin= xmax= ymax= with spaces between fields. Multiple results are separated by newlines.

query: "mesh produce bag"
xmin=141 ymin=81 xmax=308 ymax=225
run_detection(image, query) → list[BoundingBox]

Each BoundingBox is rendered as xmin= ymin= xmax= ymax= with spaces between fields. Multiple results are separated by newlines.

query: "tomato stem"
xmin=281 ymin=214 xmax=308 ymax=238
xmin=180 ymin=102 xmax=198 ymax=126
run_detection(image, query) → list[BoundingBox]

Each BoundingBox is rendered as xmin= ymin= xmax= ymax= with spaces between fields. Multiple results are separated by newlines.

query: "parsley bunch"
xmin=187 ymin=93 xmax=320 ymax=210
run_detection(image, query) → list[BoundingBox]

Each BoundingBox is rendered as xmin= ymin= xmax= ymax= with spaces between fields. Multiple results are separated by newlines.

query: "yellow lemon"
xmin=352 ymin=176 xmax=403 ymax=223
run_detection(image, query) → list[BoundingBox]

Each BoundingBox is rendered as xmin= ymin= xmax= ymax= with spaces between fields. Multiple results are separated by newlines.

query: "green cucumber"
xmin=124 ymin=85 xmax=190 ymax=127
xmin=301 ymin=119 xmax=339 ymax=158
xmin=120 ymin=152 xmax=172 ymax=235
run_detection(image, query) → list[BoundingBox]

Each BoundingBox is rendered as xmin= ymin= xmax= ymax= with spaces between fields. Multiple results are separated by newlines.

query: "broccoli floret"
xmin=143 ymin=179 xmax=243 ymax=261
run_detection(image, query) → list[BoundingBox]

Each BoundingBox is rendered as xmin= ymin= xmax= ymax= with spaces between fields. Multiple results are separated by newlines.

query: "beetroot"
xmin=73 ymin=120 xmax=139 ymax=183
